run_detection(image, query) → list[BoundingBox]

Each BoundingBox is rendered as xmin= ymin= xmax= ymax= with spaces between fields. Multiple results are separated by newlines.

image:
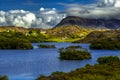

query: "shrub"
xmin=51 ymin=71 xmax=66 ymax=76
xmin=0 ymin=38 xmax=33 ymax=49
xmin=66 ymin=45 xmax=82 ymax=49
xmin=90 ymin=40 xmax=120 ymax=50
xmin=97 ymin=56 xmax=120 ymax=64
xmin=38 ymin=44 xmax=56 ymax=48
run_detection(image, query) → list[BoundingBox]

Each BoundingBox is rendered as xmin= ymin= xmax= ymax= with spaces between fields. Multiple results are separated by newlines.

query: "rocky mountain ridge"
xmin=55 ymin=16 xmax=120 ymax=29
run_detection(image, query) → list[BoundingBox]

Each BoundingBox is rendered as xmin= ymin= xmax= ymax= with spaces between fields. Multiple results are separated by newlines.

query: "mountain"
xmin=55 ymin=16 xmax=120 ymax=29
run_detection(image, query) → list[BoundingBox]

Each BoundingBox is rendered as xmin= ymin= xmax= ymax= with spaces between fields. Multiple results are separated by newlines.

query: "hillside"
xmin=55 ymin=16 xmax=120 ymax=29
xmin=0 ymin=26 xmax=107 ymax=42
xmin=74 ymin=30 xmax=120 ymax=43
xmin=0 ymin=26 xmax=46 ymax=42
xmin=0 ymin=26 xmax=43 ymax=33
xmin=0 ymin=26 xmax=86 ymax=42
xmin=45 ymin=25 xmax=97 ymax=42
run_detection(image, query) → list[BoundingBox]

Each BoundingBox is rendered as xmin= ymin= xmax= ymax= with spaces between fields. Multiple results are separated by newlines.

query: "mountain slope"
xmin=46 ymin=25 xmax=96 ymax=42
xmin=74 ymin=30 xmax=120 ymax=43
xmin=55 ymin=16 xmax=120 ymax=29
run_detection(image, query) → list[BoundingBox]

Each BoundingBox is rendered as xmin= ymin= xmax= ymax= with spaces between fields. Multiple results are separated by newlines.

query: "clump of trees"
xmin=38 ymin=44 xmax=56 ymax=48
xmin=66 ymin=45 xmax=82 ymax=49
xmin=59 ymin=45 xmax=91 ymax=60
xmin=97 ymin=56 xmax=120 ymax=64
xmin=90 ymin=40 xmax=120 ymax=50
xmin=36 ymin=56 xmax=120 ymax=80
xmin=0 ymin=38 xmax=33 ymax=49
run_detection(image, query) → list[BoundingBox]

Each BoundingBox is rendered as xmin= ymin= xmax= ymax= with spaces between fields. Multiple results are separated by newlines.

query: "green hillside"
xmin=45 ymin=25 xmax=96 ymax=42
xmin=74 ymin=30 xmax=120 ymax=43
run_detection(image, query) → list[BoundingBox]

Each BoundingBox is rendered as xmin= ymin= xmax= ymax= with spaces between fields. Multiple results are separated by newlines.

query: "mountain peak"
xmin=55 ymin=16 xmax=120 ymax=29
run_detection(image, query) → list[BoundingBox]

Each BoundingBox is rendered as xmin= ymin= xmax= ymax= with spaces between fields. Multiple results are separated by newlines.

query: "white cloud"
xmin=114 ymin=0 xmax=120 ymax=7
xmin=0 ymin=11 xmax=6 ymax=24
xmin=0 ymin=17 xmax=6 ymax=24
xmin=39 ymin=7 xmax=57 ymax=14
xmin=23 ymin=13 xmax=36 ymax=23
xmin=0 ymin=8 xmax=66 ymax=28
xmin=40 ymin=7 xmax=45 ymax=11
xmin=65 ymin=0 xmax=120 ymax=19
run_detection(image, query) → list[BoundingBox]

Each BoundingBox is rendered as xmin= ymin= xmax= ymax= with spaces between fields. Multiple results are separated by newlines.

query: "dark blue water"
xmin=0 ymin=42 xmax=120 ymax=80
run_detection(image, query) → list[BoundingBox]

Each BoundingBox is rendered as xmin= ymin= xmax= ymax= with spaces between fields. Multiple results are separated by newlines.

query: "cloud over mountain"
xmin=66 ymin=0 xmax=120 ymax=19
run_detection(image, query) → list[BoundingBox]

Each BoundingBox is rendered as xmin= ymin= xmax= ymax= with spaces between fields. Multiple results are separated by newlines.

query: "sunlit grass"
xmin=45 ymin=38 xmax=81 ymax=42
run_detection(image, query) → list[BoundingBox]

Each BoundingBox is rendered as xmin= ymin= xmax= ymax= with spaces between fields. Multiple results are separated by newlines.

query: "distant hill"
xmin=0 ymin=26 xmax=43 ymax=33
xmin=55 ymin=16 xmax=120 ymax=29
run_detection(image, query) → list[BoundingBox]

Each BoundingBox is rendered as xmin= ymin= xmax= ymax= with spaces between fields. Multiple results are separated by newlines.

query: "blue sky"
xmin=0 ymin=0 xmax=97 ymax=11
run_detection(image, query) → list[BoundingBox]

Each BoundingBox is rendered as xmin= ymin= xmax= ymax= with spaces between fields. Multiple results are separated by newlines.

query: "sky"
xmin=0 ymin=0 xmax=120 ymax=28
xmin=0 ymin=0 xmax=97 ymax=12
